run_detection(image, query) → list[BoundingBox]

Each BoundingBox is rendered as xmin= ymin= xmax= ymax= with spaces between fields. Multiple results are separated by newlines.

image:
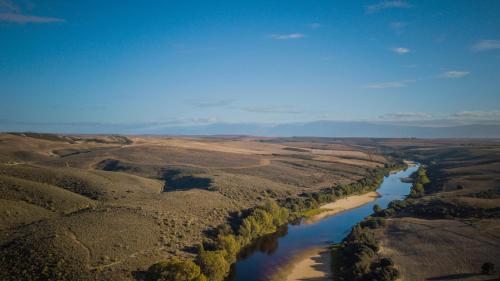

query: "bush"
xmin=373 ymin=204 xmax=382 ymax=213
xmin=380 ymin=257 xmax=394 ymax=267
xmin=387 ymin=200 xmax=407 ymax=211
xmin=262 ymin=200 xmax=289 ymax=226
xmin=196 ymin=250 xmax=229 ymax=281
xmin=146 ymin=257 xmax=206 ymax=281
xmin=482 ymin=262 xmax=495 ymax=275
xmin=216 ymin=234 xmax=239 ymax=263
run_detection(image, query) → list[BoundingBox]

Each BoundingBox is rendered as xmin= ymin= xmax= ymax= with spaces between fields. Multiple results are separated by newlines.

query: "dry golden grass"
xmin=379 ymin=217 xmax=500 ymax=281
xmin=0 ymin=133 xmax=390 ymax=280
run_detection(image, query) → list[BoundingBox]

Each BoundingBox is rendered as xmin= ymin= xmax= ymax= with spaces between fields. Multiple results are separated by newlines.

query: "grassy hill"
xmin=0 ymin=133 xmax=390 ymax=280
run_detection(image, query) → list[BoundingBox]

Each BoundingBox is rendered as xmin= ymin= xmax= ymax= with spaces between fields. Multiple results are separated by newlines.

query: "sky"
xmin=1 ymin=0 xmax=500 ymax=132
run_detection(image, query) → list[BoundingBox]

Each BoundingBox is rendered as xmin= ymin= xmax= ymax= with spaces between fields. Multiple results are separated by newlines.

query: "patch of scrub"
xmin=162 ymin=170 xmax=212 ymax=191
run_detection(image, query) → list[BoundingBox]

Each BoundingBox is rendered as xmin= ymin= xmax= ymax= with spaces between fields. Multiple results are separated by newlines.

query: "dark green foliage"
xmin=360 ymin=217 xmax=385 ymax=229
xmin=196 ymin=250 xmax=229 ymax=281
xmin=215 ymin=234 xmax=239 ymax=263
xmin=468 ymin=189 xmax=500 ymax=199
xmin=379 ymin=258 xmax=394 ymax=267
xmin=373 ymin=204 xmax=382 ymax=213
xmin=481 ymin=262 xmax=495 ymax=275
xmin=409 ymin=167 xmax=430 ymax=198
xmin=334 ymin=219 xmax=399 ymax=281
xmin=146 ymin=258 xmax=207 ymax=281
xmin=404 ymin=199 xmax=500 ymax=219
xmin=387 ymin=200 xmax=407 ymax=211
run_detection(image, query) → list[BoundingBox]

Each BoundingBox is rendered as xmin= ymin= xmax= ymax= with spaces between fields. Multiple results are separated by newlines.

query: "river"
xmin=228 ymin=164 xmax=419 ymax=281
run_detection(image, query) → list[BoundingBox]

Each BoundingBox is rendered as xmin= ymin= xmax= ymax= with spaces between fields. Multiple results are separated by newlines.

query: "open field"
xmin=0 ymin=133 xmax=389 ymax=280
xmin=380 ymin=217 xmax=500 ymax=281
xmin=371 ymin=139 xmax=500 ymax=281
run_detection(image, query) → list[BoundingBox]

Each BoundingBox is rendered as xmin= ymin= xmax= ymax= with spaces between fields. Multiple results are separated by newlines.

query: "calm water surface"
xmin=228 ymin=165 xmax=419 ymax=281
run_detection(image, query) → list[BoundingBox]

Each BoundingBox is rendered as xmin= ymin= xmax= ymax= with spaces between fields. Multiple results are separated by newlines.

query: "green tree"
xmin=262 ymin=200 xmax=289 ymax=226
xmin=373 ymin=204 xmax=382 ymax=213
xmin=411 ymin=183 xmax=425 ymax=197
xmin=216 ymin=234 xmax=239 ymax=263
xmin=196 ymin=250 xmax=230 ymax=281
xmin=146 ymin=257 xmax=206 ymax=281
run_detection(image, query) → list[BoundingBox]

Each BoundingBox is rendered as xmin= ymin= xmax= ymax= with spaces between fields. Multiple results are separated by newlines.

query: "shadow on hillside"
xmin=162 ymin=170 xmax=212 ymax=192
xmin=426 ymin=273 xmax=481 ymax=280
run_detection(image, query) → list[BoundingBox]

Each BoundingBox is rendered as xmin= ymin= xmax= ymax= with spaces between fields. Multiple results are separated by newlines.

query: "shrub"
xmin=380 ymin=257 xmax=394 ymax=267
xmin=216 ymin=234 xmax=239 ymax=263
xmin=373 ymin=204 xmax=382 ymax=213
xmin=262 ymin=200 xmax=289 ymax=226
xmin=196 ymin=250 xmax=229 ymax=281
xmin=146 ymin=257 xmax=206 ymax=281
xmin=387 ymin=200 xmax=407 ymax=211
xmin=482 ymin=262 xmax=495 ymax=275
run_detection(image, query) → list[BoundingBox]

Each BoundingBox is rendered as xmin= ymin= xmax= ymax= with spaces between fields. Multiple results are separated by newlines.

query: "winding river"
xmin=228 ymin=164 xmax=419 ymax=281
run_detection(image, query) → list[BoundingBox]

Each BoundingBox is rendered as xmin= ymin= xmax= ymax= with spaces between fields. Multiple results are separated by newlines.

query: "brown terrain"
xmin=0 ymin=133 xmax=388 ymax=280
xmin=374 ymin=139 xmax=500 ymax=281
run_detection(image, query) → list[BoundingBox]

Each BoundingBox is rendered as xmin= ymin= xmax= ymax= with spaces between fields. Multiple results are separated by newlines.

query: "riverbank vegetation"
xmin=331 ymin=216 xmax=399 ymax=281
xmin=330 ymin=165 xmax=420 ymax=281
xmin=147 ymin=200 xmax=289 ymax=281
xmin=409 ymin=166 xmax=430 ymax=198
xmin=147 ymin=162 xmax=406 ymax=281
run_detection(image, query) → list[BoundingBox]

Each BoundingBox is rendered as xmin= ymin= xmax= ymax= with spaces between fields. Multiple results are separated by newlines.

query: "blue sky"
xmin=1 ymin=0 xmax=500 ymax=131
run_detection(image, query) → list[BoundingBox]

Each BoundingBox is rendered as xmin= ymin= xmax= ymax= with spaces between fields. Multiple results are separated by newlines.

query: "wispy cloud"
xmin=390 ymin=22 xmax=407 ymax=29
xmin=379 ymin=112 xmax=431 ymax=121
xmin=0 ymin=13 xmax=64 ymax=23
xmin=364 ymin=79 xmax=414 ymax=89
xmin=449 ymin=110 xmax=500 ymax=121
xmin=471 ymin=40 xmax=500 ymax=52
xmin=269 ymin=33 xmax=305 ymax=40
xmin=307 ymin=23 xmax=322 ymax=29
xmin=241 ymin=106 xmax=304 ymax=114
xmin=365 ymin=1 xmax=412 ymax=14
xmin=0 ymin=0 xmax=19 ymax=13
xmin=188 ymin=99 xmax=235 ymax=108
xmin=441 ymin=71 xmax=470 ymax=79
xmin=365 ymin=69 xmax=470 ymax=90
xmin=0 ymin=0 xmax=64 ymax=24
xmin=391 ymin=47 xmax=410 ymax=54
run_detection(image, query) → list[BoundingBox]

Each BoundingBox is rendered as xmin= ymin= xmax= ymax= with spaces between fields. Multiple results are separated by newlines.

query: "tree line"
xmin=146 ymin=161 xmax=405 ymax=281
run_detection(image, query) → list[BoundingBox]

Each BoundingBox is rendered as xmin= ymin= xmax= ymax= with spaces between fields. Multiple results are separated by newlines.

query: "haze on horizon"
xmin=1 ymin=0 xmax=500 ymax=135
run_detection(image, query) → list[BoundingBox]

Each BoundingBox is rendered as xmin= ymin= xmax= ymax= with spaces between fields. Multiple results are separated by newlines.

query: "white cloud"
xmin=0 ymin=0 xmax=64 ymax=23
xmin=390 ymin=21 xmax=407 ymax=30
xmin=379 ymin=112 xmax=432 ymax=121
xmin=441 ymin=71 xmax=470 ymax=79
xmin=0 ymin=0 xmax=19 ymax=13
xmin=241 ymin=106 xmax=304 ymax=114
xmin=0 ymin=13 xmax=64 ymax=23
xmin=364 ymin=80 xmax=411 ymax=89
xmin=188 ymin=99 xmax=235 ymax=108
xmin=269 ymin=33 xmax=305 ymax=40
xmin=365 ymin=1 xmax=412 ymax=14
xmin=449 ymin=110 xmax=500 ymax=120
xmin=391 ymin=47 xmax=410 ymax=54
xmin=307 ymin=23 xmax=322 ymax=29
xmin=471 ymin=40 xmax=500 ymax=52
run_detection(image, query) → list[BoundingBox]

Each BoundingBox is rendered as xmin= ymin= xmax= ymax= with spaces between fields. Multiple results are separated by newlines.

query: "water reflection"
xmin=237 ymin=225 xmax=289 ymax=259
xmin=229 ymin=165 xmax=419 ymax=281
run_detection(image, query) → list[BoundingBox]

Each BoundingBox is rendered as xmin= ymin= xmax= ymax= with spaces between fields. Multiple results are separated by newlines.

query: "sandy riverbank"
xmin=284 ymin=247 xmax=332 ymax=281
xmin=278 ymin=191 xmax=380 ymax=281
xmin=304 ymin=191 xmax=380 ymax=224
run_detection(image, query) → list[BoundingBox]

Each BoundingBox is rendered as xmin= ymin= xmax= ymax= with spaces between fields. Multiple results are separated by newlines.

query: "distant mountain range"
xmin=160 ymin=121 xmax=500 ymax=138
xmin=2 ymin=120 xmax=500 ymax=138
